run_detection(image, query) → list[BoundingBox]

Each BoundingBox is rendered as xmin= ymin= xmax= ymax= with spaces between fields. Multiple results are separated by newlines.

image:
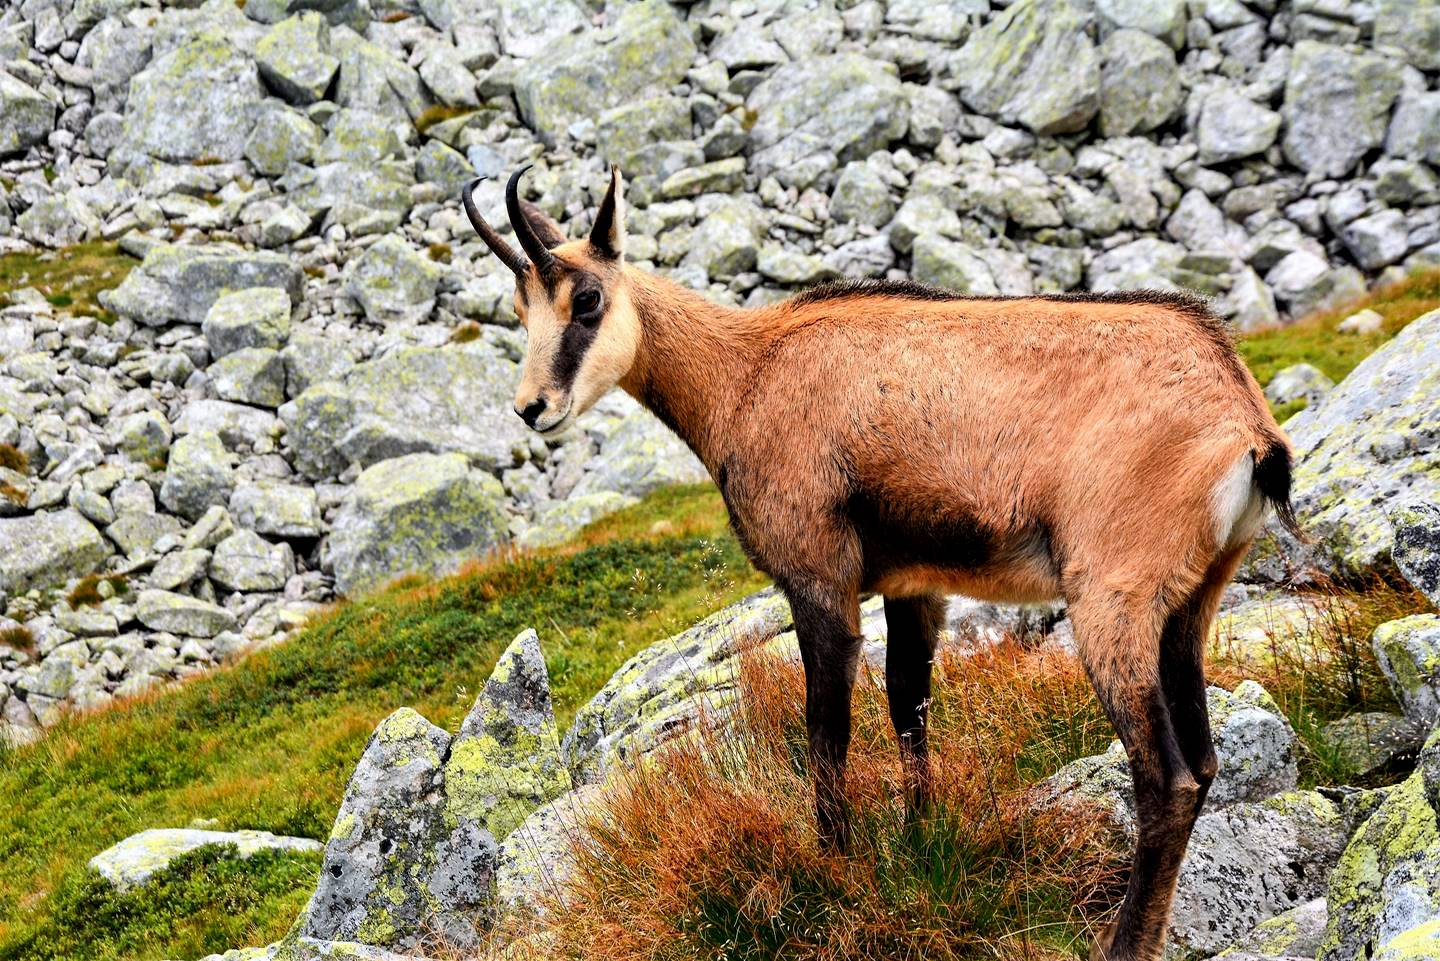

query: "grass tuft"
xmin=449 ymin=321 xmax=483 ymax=344
xmin=0 ymin=626 xmax=35 ymax=655
xmin=0 ymin=242 xmax=136 ymax=323
xmin=0 ymin=446 xmax=26 ymax=475
xmin=427 ymin=242 xmax=453 ymax=263
xmin=415 ymin=104 xmax=477 ymax=134
xmin=549 ymin=643 xmax=1126 ymax=961
xmin=66 ymin=574 xmax=130 ymax=610
xmin=1210 ymin=577 xmax=1431 ymax=787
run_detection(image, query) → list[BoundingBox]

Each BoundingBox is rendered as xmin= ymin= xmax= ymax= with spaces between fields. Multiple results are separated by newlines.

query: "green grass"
xmin=4 ymin=845 xmax=321 ymax=961
xmin=0 ymin=242 xmax=137 ymax=323
xmin=0 ymin=485 xmax=764 ymax=961
xmin=1236 ymin=268 xmax=1440 ymax=414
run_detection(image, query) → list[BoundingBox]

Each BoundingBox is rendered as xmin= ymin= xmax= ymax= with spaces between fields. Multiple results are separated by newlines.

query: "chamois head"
xmin=463 ymin=166 xmax=636 ymax=435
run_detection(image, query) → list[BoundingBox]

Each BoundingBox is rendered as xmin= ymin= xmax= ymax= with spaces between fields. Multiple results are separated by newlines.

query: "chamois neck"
xmin=618 ymin=268 xmax=768 ymax=470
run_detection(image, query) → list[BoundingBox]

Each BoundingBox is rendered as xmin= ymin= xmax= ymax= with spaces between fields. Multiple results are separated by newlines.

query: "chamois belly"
xmin=848 ymin=493 xmax=1062 ymax=603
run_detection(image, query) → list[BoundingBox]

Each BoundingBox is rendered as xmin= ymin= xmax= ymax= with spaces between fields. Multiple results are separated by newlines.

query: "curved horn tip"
xmin=506 ymin=165 xmax=557 ymax=271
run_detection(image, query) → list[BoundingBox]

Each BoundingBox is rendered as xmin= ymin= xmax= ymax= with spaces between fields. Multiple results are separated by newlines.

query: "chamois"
xmin=462 ymin=166 xmax=1303 ymax=961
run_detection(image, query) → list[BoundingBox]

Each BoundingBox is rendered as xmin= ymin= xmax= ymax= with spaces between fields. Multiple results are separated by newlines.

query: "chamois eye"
xmin=573 ymin=289 xmax=602 ymax=321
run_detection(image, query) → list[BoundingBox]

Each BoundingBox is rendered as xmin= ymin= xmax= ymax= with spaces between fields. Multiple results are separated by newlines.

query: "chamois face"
xmin=461 ymin=166 xmax=636 ymax=436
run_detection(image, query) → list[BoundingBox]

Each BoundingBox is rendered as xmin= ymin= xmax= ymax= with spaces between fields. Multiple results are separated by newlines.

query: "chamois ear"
xmin=588 ymin=166 xmax=625 ymax=261
xmin=518 ymin=200 xmax=566 ymax=250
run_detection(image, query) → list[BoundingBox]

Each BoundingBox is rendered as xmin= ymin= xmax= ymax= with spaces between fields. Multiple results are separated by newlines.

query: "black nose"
xmin=516 ymin=398 xmax=548 ymax=427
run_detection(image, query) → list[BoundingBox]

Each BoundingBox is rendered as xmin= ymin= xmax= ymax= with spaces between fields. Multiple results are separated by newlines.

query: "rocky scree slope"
xmin=3 ymin=0 xmax=1440 ymax=743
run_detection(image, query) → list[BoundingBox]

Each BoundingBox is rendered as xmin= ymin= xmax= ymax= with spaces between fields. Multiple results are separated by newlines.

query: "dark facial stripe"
xmin=552 ymin=319 xmax=599 ymax=391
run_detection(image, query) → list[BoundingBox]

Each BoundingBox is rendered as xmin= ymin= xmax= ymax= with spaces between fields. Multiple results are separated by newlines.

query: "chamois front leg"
xmin=786 ymin=583 xmax=864 ymax=853
xmin=883 ymin=593 xmax=945 ymax=816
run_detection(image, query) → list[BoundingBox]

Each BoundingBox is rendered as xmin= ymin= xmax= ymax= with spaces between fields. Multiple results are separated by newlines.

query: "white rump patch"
xmin=1212 ymin=451 xmax=1267 ymax=548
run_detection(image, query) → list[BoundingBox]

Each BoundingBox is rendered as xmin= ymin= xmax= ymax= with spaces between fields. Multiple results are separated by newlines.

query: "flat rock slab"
xmin=89 ymin=828 xmax=321 ymax=892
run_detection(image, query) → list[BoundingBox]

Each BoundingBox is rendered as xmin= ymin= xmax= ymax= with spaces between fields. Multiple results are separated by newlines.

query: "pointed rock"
xmin=444 ymin=629 xmax=570 ymax=844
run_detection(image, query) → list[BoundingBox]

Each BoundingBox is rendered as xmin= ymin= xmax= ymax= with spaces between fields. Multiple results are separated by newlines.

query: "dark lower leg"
xmin=883 ymin=593 xmax=943 ymax=813
xmin=790 ymin=588 xmax=863 ymax=853
xmin=1160 ymin=599 xmax=1217 ymax=820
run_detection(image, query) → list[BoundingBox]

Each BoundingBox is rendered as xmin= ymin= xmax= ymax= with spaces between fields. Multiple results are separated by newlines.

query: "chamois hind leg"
xmin=786 ymin=581 xmax=864 ymax=853
xmin=1160 ymin=545 xmax=1251 ymax=818
xmin=883 ymin=593 xmax=945 ymax=816
xmin=1068 ymin=587 xmax=1202 ymax=961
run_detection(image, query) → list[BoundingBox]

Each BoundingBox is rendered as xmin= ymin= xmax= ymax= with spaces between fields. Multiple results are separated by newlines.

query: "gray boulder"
xmin=1264 ymin=363 xmax=1334 ymax=409
xmin=565 ymin=588 xmax=794 ymax=785
xmin=443 ymin=629 xmax=570 ymax=844
xmin=281 ymin=346 xmax=529 ymax=479
xmin=1197 ymin=86 xmax=1282 ymax=165
xmin=1217 ymin=898 xmax=1330 ymax=961
xmin=160 ymin=432 xmax=235 ymax=521
xmin=245 ymin=107 xmax=323 ymax=177
xmin=830 ymin=162 xmax=895 ymax=228
xmin=135 ymin=590 xmax=239 ymax=638
xmin=1282 ymin=41 xmax=1405 ymax=178
xmin=496 ymin=0 xmax=587 ymax=59
xmin=1318 ymin=729 xmax=1440 ymax=961
xmin=0 ymin=510 xmax=111 ymax=595
xmin=325 ymin=452 xmax=508 ymax=596
xmin=210 ymin=348 xmax=287 ymax=409
xmin=1043 ymin=680 xmax=1298 ymax=833
xmin=747 ymin=54 xmax=908 ymax=182
xmin=569 ymin=411 xmax=708 ymax=501
xmin=1099 ymin=29 xmax=1181 ymax=137
xmin=103 ymin=245 xmax=302 ymax=329
xmin=953 ymin=0 xmax=1100 ymax=135
xmin=229 ymin=482 xmax=322 ymax=539
xmin=90 ymin=828 xmax=322 ymax=893
xmin=296 ymin=708 xmax=485 ymax=951
xmin=116 ymin=33 xmax=266 ymax=166
xmin=1372 ymin=615 xmax=1440 ymax=727
xmin=1340 ymin=210 xmax=1412 ymax=271
xmin=1322 ymin=712 xmax=1427 ymax=778
xmin=1250 ymin=309 xmax=1440 ymax=579
xmin=514 ymin=1 xmax=696 ymax=144
xmin=1374 ymin=0 xmax=1440 ymax=71
xmin=0 ymin=72 xmax=55 ymax=155
xmin=495 ymin=783 xmax=604 ymax=913
xmin=1171 ymin=792 xmax=1350 ymax=959
xmin=255 ymin=12 xmax=339 ymax=106
xmin=517 ymin=492 xmax=638 ymax=549
xmin=344 ymin=236 xmax=447 ymax=325
xmin=912 ymin=236 xmax=1002 ymax=294
xmin=210 ymin=530 xmax=295 ymax=593
xmin=1096 ymin=0 xmax=1187 ymax=47
xmin=682 ymin=198 xmax=762 ymax=277
xmin=1392 ymin=502 xmax=1440 ymax=608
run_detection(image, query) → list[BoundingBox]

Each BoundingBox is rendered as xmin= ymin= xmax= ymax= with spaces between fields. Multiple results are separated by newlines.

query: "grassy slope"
xmin=0 ymin=486 xmax=765 ymax=961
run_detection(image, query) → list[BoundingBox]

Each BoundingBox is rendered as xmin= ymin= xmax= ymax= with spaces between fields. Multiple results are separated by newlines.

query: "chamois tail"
xmin=1254 ymin=438 xmax=1305 ymax=541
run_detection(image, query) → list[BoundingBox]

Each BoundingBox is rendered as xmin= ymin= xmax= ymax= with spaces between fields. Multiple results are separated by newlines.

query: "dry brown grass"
xmin=65 ymin=573 xmax=129 ymax=609
xmin=0 ymin=625 xmax=35 ymax=655
xmin=0 ymin=444 xmax=27 ymax=474
xmin=547 ymin=642 xmax=1125 ymax=961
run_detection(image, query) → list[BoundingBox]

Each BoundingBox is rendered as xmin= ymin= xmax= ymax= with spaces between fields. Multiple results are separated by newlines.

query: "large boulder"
xmin=1281 ymin=41 xmax=1405 ymax=178
xmin=343 ymin=236 xmax=447 ymax=325
xmin=115 ymin=33 xmax=266 ymax=166
xmin=1098 ymin=29 xmax=1181 ymax=137
xmin=0 ymin=72 xmax=55 ymax=156
xmin=135 ymin=589 xmax=239 ymax=637
xmin=90 ymin=829 xmax=322 ymax=893
xmin=564 ymin=588 xmax=794 ymax=785
xmin=281 ymin=346 xmax=529 ymax=479
xmin=324 ymin=452 xmax=508 ymax=596
xmin=329 ymin=27 xmax=428 ymax=126
xmin=1170 ymin=792 xmax=1351 ymax=959
xmin=1197 ymin=86 xmax=1282 ymax=165
xmin=159 ymin=432 xmax=235 ymax=521
xmin=102 ymin=244 xmax=303 ymax=328
xmin=443 ymin=629 xmax=570 ymax=844
xmin=1248 ymin=309 xmax=1440 ymax=581
xmin=514 ymin=1 xmax=697 ymax=145
xmin=1319 ymin=730 xmax=1440 ymax=961
xmin=1217 ymin=898 xmax=1331 ymax=961
xmin=295 ymin=708 xmax=483 ymax=951
xmin=1372 ymin=615 xmax=1440 ymax=728
xmin=952 ymin=0 xmax=1101 ymax=135
xmin=255 ymin=12 xmax=339 ymax=105
xmin=295 ymin=630 xmax=564 ymax=951
xmin=0 ymin=510 xmax=111 ymax=596
xmin=746 ymin=54 xmax=908 ymax=183
xmin=1042 ymin=680 xmax=1298 ymax=833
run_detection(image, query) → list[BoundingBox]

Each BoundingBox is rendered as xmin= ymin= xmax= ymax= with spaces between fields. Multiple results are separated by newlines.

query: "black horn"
xmin=462 ymin=178 xmax=528 ymax=277
xmin=506 ymin=166 xmax=557 ymax=275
